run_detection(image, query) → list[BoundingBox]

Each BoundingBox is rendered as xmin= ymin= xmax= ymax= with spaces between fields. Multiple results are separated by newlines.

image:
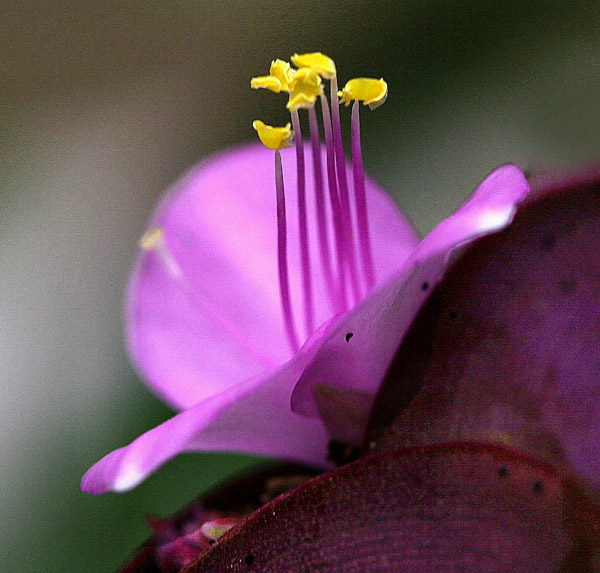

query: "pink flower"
xmin=81 ymin=141 xmax=419 ymax=494
xmin=81 ymin=133 xmax=529 ymax=494
xmin=81 ymin=53 xmax=530 ymax=496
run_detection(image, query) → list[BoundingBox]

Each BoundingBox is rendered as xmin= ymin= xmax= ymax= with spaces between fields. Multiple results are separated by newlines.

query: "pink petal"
xmin=82 ymin=324 xmax=335 ymax=494
xmin=128 ymin=142 xmax=418 ymax=410
xmin=292 ymin=164 xmax=529 ymax=422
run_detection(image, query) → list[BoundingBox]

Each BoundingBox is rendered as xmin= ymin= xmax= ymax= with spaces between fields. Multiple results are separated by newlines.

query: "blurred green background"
xmin=1 ymin=0 xmax=599 ymax=570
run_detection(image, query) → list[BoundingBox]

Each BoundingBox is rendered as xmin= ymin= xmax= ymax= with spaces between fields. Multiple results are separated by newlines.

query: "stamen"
xmin=338 ymin=77 xmax=388 ymax=110
xmin=252 ymin=120 xmax=294 ymax=150
xmin=269 ymin=59 xmax=296 ymax=92
xmin=275 ymin=149 xmax=300 ymax=352
xmin=250 ymin=56 xmax=388 ymax=347
xmin=287 ymin=67 xmax=323 ymax=112
xmin=337 ymin=78 xmax=388 ymax=289
xmin=250 ymin=59 xmax=295 ymax=94
xmin=286 ymin=65 xmax=340 ymax=317
xmin=308 ymin=105 xmax=337 ymax=312
xmin=291 ymin=52 xmax=336 ymax=80
xmin=350 ymin=100 xmax=375 ymax=289
xmin=330 ymin=74 xmax=362 ymax=303
xmin=250 ymin=75 xmax=282 ymax=93
xmin=319 ymin=92 xmax=349 ymax=312
xmin=253 ymin=120 xmax=299 ymax=352
xmin=290 ymin=109 xmax=314 ymax=337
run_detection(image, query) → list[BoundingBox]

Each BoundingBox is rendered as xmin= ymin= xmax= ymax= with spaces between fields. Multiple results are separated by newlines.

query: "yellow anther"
xmin=139 ymin=227 xmax=164 ymax=250
xmin=252 ymin=120 xmax=294 ymax=150
xmin=251 ymin=75 xmax=283 ymax=93
xmin=287 ymin=67 xmax=323 ymax=111
xmin=291 ymin=52 xmax=336 ymax=79
xmin=338 ymin=78 xmax=388 ymax=110
xmin=269 ymin=59 xmax=295 ymax=92
xmin=251 ymin=59 xmax=295 ymax=94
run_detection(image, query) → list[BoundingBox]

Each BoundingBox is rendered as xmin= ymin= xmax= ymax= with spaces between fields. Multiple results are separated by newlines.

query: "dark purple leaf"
xmin=187 ymin=444 xmax=600 ymax=571
xmin=368 ymin=172 xmax=600 ymax=490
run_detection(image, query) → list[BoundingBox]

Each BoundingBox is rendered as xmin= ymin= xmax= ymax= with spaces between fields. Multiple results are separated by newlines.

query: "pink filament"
xmin=275 ymin=149 xmax=300 ymax=353
xmin=290 ymin=110 xmax=314 ymax=338
xmin=308 ymin=105 xmax=338 ymax=312
xmin=329 ymin=75 xmax=362 ymax=303
xmin=351 ymin=100 xmax=375 ymax=289
xmin=320 ymin=92 xmax=348 ymax=312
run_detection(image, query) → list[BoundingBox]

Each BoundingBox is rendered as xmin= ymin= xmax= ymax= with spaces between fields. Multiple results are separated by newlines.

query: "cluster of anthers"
xmin=251 ymin=52 xmax=388 ymax=353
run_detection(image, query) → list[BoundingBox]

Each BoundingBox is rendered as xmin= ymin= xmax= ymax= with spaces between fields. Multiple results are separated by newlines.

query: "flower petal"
xmin=292 ymin=164 xmax=529 ymax=423
xmin=82 ymin=325 xmax=335 ymax=495
xmin=128 ymin=142 xmax=418 ymax=410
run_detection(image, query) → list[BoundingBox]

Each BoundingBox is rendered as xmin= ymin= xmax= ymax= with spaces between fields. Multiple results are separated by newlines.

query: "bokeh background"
xmin=2 ymin=1 xmax=599 ymax=569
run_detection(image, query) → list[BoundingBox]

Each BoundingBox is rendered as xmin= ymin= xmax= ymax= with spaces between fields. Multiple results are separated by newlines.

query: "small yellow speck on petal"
xmin=252 ymin=120 xmax=294 ymax=150
xmin=287 ymin=67 xmax=323 ymax=111
xmin=200 ymin=520 xmax=237 ymax=541
xmin=338 ymin=78 xmax=388 ymax=110
xmin=291 ymin=52 xmax=336 ymax=79
xmin=138 ymin=226 xmax=184 ymax=280
xmin=139 ymin=227 xmax=164 ymax=250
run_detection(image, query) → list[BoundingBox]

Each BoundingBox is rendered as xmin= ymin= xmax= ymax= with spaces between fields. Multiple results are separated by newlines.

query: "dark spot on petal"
xmin=244 ymin=553 xmax=255 ymax=565
xmin=345 ymin=332 xmax=353 ymax=342
xmin=533 ymin=480 xmax=544 ymax=494
xmin=559 ymin=277 xmax=576 ymax=294
xmin=209 ymin=539 xmax=216 ymax=545
xmin=421 ymin=282 xmax=429 ymax=291
xmin=540 ymin=234 xmax=556 ymax=252
xmin=497 ymin=466 xmax=509 ymax=478
xmin=327 ymin=440 xmax=361 ymax=465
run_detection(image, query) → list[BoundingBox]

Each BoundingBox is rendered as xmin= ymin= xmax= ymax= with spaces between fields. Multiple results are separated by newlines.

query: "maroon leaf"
xmin=186 ymin=444 xmax=600 ymax=571
xmin=368 ymin=172 xmax=600 ymax=491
